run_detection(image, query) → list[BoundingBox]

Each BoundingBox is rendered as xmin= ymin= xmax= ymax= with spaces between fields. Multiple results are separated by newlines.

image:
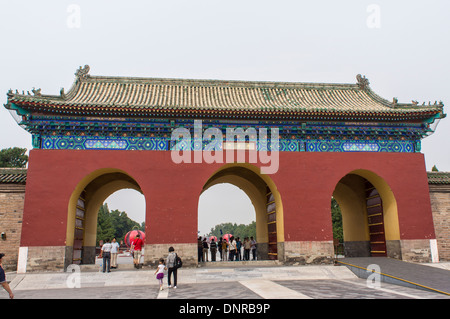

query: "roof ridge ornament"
xmin=32 ymin=87 xmax=41 ymax=96
xmin=356 ymin=74 xmax=370 ymax=90
xmin=75 ymin=65 xmax=90 ymax=80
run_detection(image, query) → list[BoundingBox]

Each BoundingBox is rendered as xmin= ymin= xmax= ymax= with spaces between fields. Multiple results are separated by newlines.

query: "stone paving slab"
xmin=2 ymin=262 xmax=450 ymax=300
xmin=166 ymin=282 xmax=262 ymax=299
xmin=239 ymin=280 xmax=312 ymax=299
xmin=8 ymin=264 xmax=357 ymax=291
xmin=5 ymin=278 xmax=449 ymax=300
xmin=274 ymin=279 xmax=450 ymax=299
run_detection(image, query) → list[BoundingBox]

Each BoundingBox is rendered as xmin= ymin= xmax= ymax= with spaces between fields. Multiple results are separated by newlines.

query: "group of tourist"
xmin=99 ymin=234 xmax=144 ymax=273
xmin=1 ymin=233 xmax=259 ymax=298
xmin=198 ymin=236 xmax=257 ymax=262
xmin=96 ymin=234 xmax=258 ymax=293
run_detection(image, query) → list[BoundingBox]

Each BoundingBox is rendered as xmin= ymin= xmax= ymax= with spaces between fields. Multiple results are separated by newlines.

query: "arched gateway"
xmin=5 ymin=66 xmax=445 ymax=272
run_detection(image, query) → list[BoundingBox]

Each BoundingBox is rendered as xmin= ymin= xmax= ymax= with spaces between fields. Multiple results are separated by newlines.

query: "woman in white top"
xmin=229 ymin=237 xmax=237 ymax=261
xmin=110 ymin=238 xmax=120 ymax=269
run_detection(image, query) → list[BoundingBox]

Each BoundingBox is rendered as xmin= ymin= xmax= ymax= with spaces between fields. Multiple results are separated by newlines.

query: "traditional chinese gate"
xmin=5 ymin=66 xmax=444 ymax=271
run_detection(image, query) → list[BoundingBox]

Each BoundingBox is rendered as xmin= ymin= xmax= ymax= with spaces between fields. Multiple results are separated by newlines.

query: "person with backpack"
xmin=166 ymin=246 xmax=181 ymax=289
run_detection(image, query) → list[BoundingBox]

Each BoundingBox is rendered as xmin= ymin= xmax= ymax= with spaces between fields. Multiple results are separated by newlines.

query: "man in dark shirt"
xmin=210 ymin=239 xmax=217 ymax=262
xmin=0 ymin=253 xmax=14 ymax=299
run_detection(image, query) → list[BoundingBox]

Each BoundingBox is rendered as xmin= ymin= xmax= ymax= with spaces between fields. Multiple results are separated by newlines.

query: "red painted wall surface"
xmin=21 ymin=149 xmax=435 ymax=247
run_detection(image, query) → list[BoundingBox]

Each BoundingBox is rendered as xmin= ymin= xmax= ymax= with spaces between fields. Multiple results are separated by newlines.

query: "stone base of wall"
xmin=82 ymin=246 xmax=96 ymax=265
xmin=344 ymin=241 xmax=371 ymax=257
xmin=20 ymin=246 xmax=66 ymax=272
xmin=386 ymin=240 xmax=402 ymax=259
xmin=343 ymin=240 xmax=402 ymax=259
xmin=256 ymin=242 xmax=268 ymax=260
xmin=283 ymin=241 xmax=334 ymax=265
xmin=16 ymin=239 xmax=438 ymax=272
xmin=400 ymin=239 xmax=434 ymax=263
xmin=144 ymin=243 xmax=197 ymax=267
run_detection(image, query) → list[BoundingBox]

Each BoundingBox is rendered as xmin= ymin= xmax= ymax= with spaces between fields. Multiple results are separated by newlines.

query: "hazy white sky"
xmin=1 ymin=1 xmax=449 ymax=232
xmin=104 ymin=184 xmax=255 ymax=235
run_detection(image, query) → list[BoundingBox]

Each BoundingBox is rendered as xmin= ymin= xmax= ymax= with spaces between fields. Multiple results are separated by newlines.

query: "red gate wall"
xmin=21 ymin=149 xmax=435 ymax=249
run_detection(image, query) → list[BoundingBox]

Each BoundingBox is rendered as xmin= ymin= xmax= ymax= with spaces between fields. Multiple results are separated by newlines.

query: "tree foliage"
xmin=331 ymin=197 xmax=343 ymax=243
xmin=96 ymin=203 xmax=145 ymax=245
xmin=0 ymin=147 xmax=28 ymax=168
xmin=207 ymin=221 xmax=256 ymax=239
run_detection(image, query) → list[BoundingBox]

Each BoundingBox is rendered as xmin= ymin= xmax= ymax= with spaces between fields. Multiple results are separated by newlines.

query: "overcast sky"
xmin=1 ymin=1 xmax=448 ymax=233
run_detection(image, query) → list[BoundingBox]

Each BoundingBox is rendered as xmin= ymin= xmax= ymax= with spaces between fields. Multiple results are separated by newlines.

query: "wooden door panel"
xmin=365 ymin=182 xmax=387 ymax=257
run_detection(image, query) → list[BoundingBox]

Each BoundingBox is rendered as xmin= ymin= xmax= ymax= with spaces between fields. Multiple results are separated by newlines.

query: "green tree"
xmin=96 ymin=203 xmax=143 ymax=245
xmin=0 ymin=147 xmax=28 ymax=167
xmin=208 ymin=221 xmax=256 ymax=239
xmin=331 ymin=197 xmax=343 ymax=243
xmin=96 ymin=204 xmax=116 ymax=244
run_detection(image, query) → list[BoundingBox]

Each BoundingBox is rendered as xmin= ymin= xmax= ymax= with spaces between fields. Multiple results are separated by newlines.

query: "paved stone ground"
xmin=274 ymin=279 xmax=450 ymax=299
xmin=339 ymin=257 xmax=450 ymax=295
xmin=4 ymin=278 xmax=449 ymax=300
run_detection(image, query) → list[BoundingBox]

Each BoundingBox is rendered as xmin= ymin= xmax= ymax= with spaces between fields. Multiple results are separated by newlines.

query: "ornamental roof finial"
xmin=75 ymin=65 xmax=90 ymax=79
xmin=32 ymin=87 xmax=41 ymax=96
xmin=356 ymin=74 xmax=370 ymax=90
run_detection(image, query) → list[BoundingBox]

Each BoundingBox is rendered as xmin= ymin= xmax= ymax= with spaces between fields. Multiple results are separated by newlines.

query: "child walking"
xmin=155 ymin=258 xmax=166 ymax=291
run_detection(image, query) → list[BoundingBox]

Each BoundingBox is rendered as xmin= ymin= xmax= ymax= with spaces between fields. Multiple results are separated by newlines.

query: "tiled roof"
xmin=5 ymin=66 xmax=445 ymax=122
xmin=0 ymin=168 xmax=27 ymax=184
xmin=427 ymin=172 xmax=450 ymax=184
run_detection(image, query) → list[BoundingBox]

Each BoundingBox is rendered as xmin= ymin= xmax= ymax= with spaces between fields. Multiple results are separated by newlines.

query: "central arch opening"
xmin=198 ymin=164 xmax=284 ymax=262
xmin=198 ymin=183 xmax=256 ymax=237
xmin=198 ymin=183 xmax=256 ymax=261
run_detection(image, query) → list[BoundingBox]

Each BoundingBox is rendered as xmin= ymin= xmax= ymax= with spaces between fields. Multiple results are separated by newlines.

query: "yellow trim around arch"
xmin=350 ymin=169 xmax=400 ymax=241
xmin=332 ymin=169 xmax=400 ymax=243
xmin=66 ymin=168 xmax=143 ymax=248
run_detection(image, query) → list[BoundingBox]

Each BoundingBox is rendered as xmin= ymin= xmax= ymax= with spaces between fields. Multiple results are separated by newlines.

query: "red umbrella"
xmin=209 ymin=236 xmax=217 ymax=243
xmin=222 ymin=234 xmax=232 ymax=242
xmin=124 ymin=229 xmax=145 ymax=247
